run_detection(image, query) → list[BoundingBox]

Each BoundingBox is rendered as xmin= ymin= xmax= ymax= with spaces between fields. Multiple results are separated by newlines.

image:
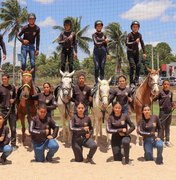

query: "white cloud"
xmin=33 ymin=0 xmax=55 ymax=4
xmin=173 ymin=14 xmax=176 ymax=21
xmin=121 ymin=0 xmax=174 ymax=20
xmin=38 ymin=16 xmax=57 ymax=27
xmin=161 ymin=15 xmax=170 ymax=22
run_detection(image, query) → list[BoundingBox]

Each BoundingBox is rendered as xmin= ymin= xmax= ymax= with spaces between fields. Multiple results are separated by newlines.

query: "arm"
xmin=73 ymin=32 xmax=77 ymax=54
xmin=29 ymin=120 xmax=46 ymax=135
xmin=2 ymin=127 xmax=10 ymax=145
xmin=57 ymin=33 xmax=65 ymax=44
xmin=108 ymin=88 xmax=116 ymax=104
xmin=69 ymin=116 xmax=84 ymax=132
xmin=138 ymin=120 xmax=151 ymax=136
xmin=92 ymin=33 xmax=105 ymax=46
xmin=157 ymin=116 xmax=162 ymax=139
xmin=29 ymin=93 xmax=39 ymax=100
xmin=88 ymin=117 xmax=93 ymax=136
xmin=36 ymin=27 xmax=40 ymax=51
xmin=49 ymin=119 xmax=59 ymax=138
xmin=0 ymin=36 xmax=6 ymax=55
xmin=47 ymin=97 xmax=57 ymax=111
xmin=17 ymin=27 xmax=25 ymax=43
xmin=126 ymin=33 xmax=137 ymax=46
xmin=106 ymin=116 xmax=123 ymax=133
xmin=126 ymin=115 xmax=135 ymax=135
xmin=140 ymin=34 xmax=146 ymax=54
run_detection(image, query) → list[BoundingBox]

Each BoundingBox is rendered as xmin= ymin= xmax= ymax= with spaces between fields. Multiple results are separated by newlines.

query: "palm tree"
xmin=53 ymin=16 xmax=92 ymax=55
xmin=105 ymin=22 xmax=127 ymax=75
xmin=0 ymin=0 xmax=28 ymax=84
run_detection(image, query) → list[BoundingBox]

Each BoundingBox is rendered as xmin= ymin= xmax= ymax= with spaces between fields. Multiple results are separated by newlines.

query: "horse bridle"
xmin=21 ymin=73 xmax=32 ymax=90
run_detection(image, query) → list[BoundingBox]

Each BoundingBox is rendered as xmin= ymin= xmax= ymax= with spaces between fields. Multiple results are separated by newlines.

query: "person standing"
xmin=0 ymin=34 xmax=6 ymax=70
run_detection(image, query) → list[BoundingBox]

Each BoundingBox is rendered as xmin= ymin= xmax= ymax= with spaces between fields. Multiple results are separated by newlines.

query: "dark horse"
xmin=17 ymin=70 xmax=38 ymax=144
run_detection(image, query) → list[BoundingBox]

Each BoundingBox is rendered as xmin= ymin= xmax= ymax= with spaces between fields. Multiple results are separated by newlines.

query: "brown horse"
xmin=17 ymin=70 xmax=37 ymax=144
xmin=132 ymin=68 xmax=160 ymax=145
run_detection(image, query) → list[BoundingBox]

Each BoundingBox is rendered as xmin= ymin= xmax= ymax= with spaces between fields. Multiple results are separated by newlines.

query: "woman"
xmin=109 ymin=75 xmax=132 ymax=115
xmin=30 ymin=83 xmax=57 ymax=117
xmin=70 ymin=102 xmax=97 ymax=164
xmin=107 ymin=102 xmax=135 ymax=165
xmin=138 ymin=105 xmax=163 ymax=165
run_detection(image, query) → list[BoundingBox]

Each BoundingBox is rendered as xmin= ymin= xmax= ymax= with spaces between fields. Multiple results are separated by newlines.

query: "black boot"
xmin=84 ymin=156 xmax=96 ymax=165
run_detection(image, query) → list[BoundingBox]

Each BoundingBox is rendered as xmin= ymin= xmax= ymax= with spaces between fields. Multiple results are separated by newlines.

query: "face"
xmin=113 ymin=103 xmax=122 ymax=115
xmin=132 ymin=24 xmax=139 ymax=33
xmin=38 ymin=108 xmax=47 ymax=119
xmin=163 ymin=81 xmax=170 ymax=91
xmin=2 ymin=76 xmax=9 ymax=85
xmin=143 ymin=106 xmax=151 ymax=117
xmin=64 ymin=24 xmax=71 ymax=31
xmin=118 ymin=77 xmax=126 ymax=88
xmin=79 ymin=76 xmax=85 ymax=85
xmin=28 ymin=18 xmax=35 ymax=25
xmin=77 ymin=103 xmax=85 ymax=115
xmin=43 ymin=84 xmax=51 ymax=94
xmin=96 ymin=24 xmax=103 ymax=32
xmin=0 ymin=116 xmax=4 ymax=126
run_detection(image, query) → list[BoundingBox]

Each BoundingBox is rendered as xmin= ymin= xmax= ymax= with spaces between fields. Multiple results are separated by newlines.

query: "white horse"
xmin=92 ymin=78 xmax=112 ymax=145
xmin=56 ymin=70 xmax=74 ymax=143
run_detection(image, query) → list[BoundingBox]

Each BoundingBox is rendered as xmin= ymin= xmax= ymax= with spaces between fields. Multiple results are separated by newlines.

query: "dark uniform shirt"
xmin=154 ymin=90 xmax=173 ymax=113
xmin=72 ymin=85 xmax=91 ymax=107
xmin=58 ymin=31 xmax=77 ymax=53
xmin=106 ymin=113 xmax=135 ymax=135
xmin=0 ymin=34 xmax=6 ymax=55
xmin=70 ymin=114 xmax=93 ymax=138
xmin=29 ymin=115 xmax=59 ymax=143
xmin=109 ymin=87 xmax=132 ymax=106
xmin=17 ymin=24 xmax=40 ymax=50
xmin=92 ymin=32 xmax=107 ymax=48
xmin=126 ymin=32 xmax=145 ymax=53
xmin=0 ymin=125 xmax=10 ymax=147
xmin=138 ymin=115 xmax=162 ymax=139
xmin=30 ymin=93 xmax=57 ymax=112
xmin=0 ymin=84 xmax=16 ymax=109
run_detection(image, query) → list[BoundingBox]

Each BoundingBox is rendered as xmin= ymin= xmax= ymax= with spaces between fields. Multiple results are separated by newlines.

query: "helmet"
xmin=131 ymin=20 xmax=140 ymax=29
xmin=28 ymin=13 xmax=36 ymax=20
xmin=94 ymin=20 xmax=103 ymax=28
xmin=64 ymin=19 xmax=72 ymax=27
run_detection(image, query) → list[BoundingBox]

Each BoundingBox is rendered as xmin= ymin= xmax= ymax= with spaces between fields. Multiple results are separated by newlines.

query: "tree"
xmin=0 ymin=0 xmax=28 ymax=84
xmin=53 ymin=16 xmax=92 ymax=55
xmin=105 ymin=22 xmax=127 ymax=75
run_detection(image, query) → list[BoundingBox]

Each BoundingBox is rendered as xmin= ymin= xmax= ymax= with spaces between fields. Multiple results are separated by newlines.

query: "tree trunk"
xmin=13 ymin=36 xmax=17 ymax=85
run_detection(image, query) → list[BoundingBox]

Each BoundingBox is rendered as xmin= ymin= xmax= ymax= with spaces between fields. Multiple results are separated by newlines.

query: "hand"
xmin=155 ymin=137 xmax=160 ymax=141
xmin=118 ymin=132 xmax=126 ymax=136
xmin=67 ymin=96 xmax=71 ymax=100
xmin=105 ymin=39 xmax=109 ymax=44
xmin=47 ymin=135 xmax=53 ymax=140
xmin=84 ymin=126 xmax=89 ymax=132
xmin=23 ymin=40 xmax=29 ymax=45
xmin=35 ymin=50 xmax=39 ymax=56
xmin=143 ymin=53 xmax=147 ymax=59
xmin=122 ymin=128 xmax=126 ymax=133
xmin=67 ymin=35 xmax=73 ymax=41
xmin=3 ymin=54 xmax=6 ymax=61
xmin=85 ymin=134 xmax=90 ymax=139
xmin=73 ymin=52 xmax=77 ymax=60
xmin=45 ymin=129 xmax=49 ymax=135
xmin=0 ymin=136 xmax=4 ymax=142
xmin=172 ymin=103 xmax=176 ymax=109
xmin=128 ymin=97 xmax=132 ymax=103
xmin=89 ymin=96 xmax=93 ymax=102
xmin=10 ymin=99 xmax=15 ymax=104
xmin=136 ymin=38 xmax=140 ymax=43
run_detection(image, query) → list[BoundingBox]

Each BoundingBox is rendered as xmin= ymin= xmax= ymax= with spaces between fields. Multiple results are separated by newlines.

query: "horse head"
xmin=60 ymin=70 xmax=75 ymax=96
xmin=98 ymin=77 xmax=111 ymax=106
xmin=20 ymin=69 xmax=34 ymax=99
xmin=147 ymin=67 xmax=160 ymax=96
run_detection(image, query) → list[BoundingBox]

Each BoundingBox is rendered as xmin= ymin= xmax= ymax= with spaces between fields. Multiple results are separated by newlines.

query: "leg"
xmin=45 ymin=139 xmax=59 ymax=161
xmin=159 ymin=111 xmax=166 ymax=142
xmin=72 ymin=138 xmax=83 ymax=162
xmin=83 ymin=138 xmax=97 ymax=159
xmin=0 ymin=51 xmax=2 ymax=68
xmin=68 ymin=50 xmax=74 ymax=73
xmin=33 ymin=142 xmax=45 ymax=162
xmin=134 ymin=53 xmax=140 ymax=83
xmin=111 ymin=134 xmax=122 ymax=161
xmin=60 ymin=51 xmax=66 ymax=72
xmin=93 ymin=49 xmax=100 ymax=84
xmin=21 ymin=45 xmax=28 ymax=71
xmin=143 ymin=137 xmax=154 ymax=161
xmin=127 ymin=52 xmax=135 ymax=85
xmin=165 ymin=115 xmax=172 ymax=142
xmin=20 ymin=117 xmax=26 ymax=143
xmin=122 ymin=136 xmax=131 ymax=163
xmin=29 ymin=45 xmax=36 ymax=81
xmin=99 ymin=47 xmax=106 ymax=80
xmin=1 ymin=145 xmax=12 ymax=160
xmin=154 ymin=140 xmax=163 ymax=164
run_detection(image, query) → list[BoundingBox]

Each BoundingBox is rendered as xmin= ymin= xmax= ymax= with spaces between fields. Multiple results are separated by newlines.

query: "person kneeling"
xmin=138 ymin=105 xmax=163 ymax=165
xmin=106 ymin=102 xmax=135 ymax=165
xmin=70 ymin=102 xmax=97 ymax=164
xmin=29 ymin=104 xmax=59 ymax=162
xmin=0 ymin=113 xmax=12 ymax=165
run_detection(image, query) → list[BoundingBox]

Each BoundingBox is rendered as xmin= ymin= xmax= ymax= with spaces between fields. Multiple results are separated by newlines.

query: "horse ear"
xmin=60 ymin=70 xmax=64 ymax=76
xmin=108 ymin=77 xmax=112 ymax=84
xmin=147 ymin=67 xmax=152 ymax=72
xmin=69 ymin=70 xmax=75 ymax=77
xmin=98 ymin=77 xmax=101 ymax=83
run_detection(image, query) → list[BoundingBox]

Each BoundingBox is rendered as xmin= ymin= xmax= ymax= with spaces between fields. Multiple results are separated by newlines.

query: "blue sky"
xmin=2 ymin=0 xmax=176 ymax=65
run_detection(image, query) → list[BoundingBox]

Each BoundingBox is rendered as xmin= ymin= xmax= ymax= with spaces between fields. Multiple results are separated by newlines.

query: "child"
xmin=58 ymin=19 xmax=77 ymax=73
xmin=126 ymin=21 xmax=146 ymax=87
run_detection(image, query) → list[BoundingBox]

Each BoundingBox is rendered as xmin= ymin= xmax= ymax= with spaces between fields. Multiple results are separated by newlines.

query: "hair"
xmin=43 ymin=82 xmax=51 ymax=88
xmin=111 ymin=101 xmax=122 ymax=115
xmin=78 ymin=73 xmax=86 ymax=79
xmin=142 ymin=104 xmax=151 ymax=119
xmin=38 ymin=103 xmax=47 ymax=110
xmin=0 ymin=113 xmax=5 ymax=119
xmin=2 ymin=74 xmax=10 ymax=79
xmin=162 ymin=79 xmax=170 ymax=85
xmin=118 ymin=75 xmax=127 ymax=81
xmin=76 ymin=101 xmax=86 ymax=108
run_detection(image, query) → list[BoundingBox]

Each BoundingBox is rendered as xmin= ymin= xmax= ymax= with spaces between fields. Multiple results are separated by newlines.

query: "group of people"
xmin=0 ymin=13 xmax=174 ymax=166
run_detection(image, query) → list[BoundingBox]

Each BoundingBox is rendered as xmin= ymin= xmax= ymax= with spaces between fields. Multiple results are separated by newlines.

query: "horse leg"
xmin=95 ymin=117 xmax=100 ymax=143
xmin=21 ymin=117 xmax=26 ymax=144
xmin=100 ymin=119 xmax=103 ymax=137
xmin=62 ymin=116 xmax=67 ymax=142
xmin=136 ymin=114 xmax=141 ymax=146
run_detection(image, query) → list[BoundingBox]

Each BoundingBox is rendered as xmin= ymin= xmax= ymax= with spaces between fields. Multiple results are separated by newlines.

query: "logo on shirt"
xmin=33 ymin=32 xmax=36 ymax=36
xmin=121 ymin=120 xmax=125 ymax=125
xmin=83 ymin=91 xmax=87 ymax=95
xmin=152 ymin=122 xmax=156 ymax=127
xmin=46 ymin=99 xmax=49 ymax=104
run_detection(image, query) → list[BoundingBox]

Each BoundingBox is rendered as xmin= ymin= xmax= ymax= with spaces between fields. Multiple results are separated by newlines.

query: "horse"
xmin=132 ymin=68 xmax=160 ymax=145
xmin=17 ymin=70 xmax=38 ymax=144
xmin=92 ymin=78 xmax=112 ymax=146
xmin=56 ymin=70 xmax=74 ymax=143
